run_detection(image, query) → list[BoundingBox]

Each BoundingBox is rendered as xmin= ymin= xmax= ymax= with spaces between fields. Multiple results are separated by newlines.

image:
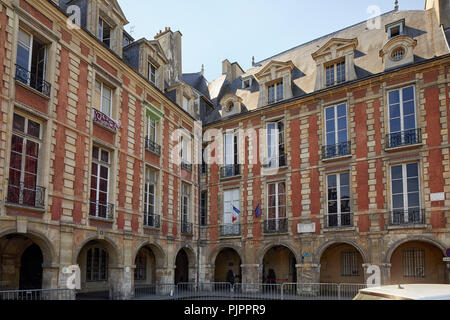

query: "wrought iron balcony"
xmin=219 ymin=223 xmax=241 ymax=237
xmin=220 ymin=164 xmax=241 ymax=179
xmin=144 ymin=213 xmax=160 ymax=229
xmin=322 ymin=141 xmax=351 ymax=160
xmin=145 ymin=137 xmax=161 ymax=156
xmin=263 ymin=153 xmax=287 ymax=169
xmin=92 ymin=109 xmax=119 ymax=132
xmin=181 ymin=220 xmax=193 ymax=235
xmin=263 ymin=218 xmax=288 ymax=234
xmin=181 ymin=162 xmax=193 ymax=172
xmin=385 ymin=129 xmax=422 ymax=150
xmin=325 ymin=212 xmax=353 ymax=229
xmin=389 ymin=209 xmax=425 ymax=226
xmin=6 ymin=181 xmax=45 ymax=209
xmin=15 ymin=64 xmax=51 ymax=97
xmin=89 ymin=201 xmax=114 ymax=220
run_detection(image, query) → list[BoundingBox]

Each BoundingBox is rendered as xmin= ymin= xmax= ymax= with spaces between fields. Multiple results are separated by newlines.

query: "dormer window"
xmin=148 ymin=62 xmax=157 ymax=85
xmin=386 ymin=20 xmax=405 ymax=39
xmin=391 ymin=47 xmax=405 ymax=62
xmin=268 ymin=81 xmax=283 ymax=104
xmin=242 ymin=78 xmax=252 ymax=89
xmin=325 ymin=60 xmax=345 ymax=87
xmin=182 ymin=96 xmax=190 ymax=112
xmin=98 ymin=18 xmax=112 ymax=47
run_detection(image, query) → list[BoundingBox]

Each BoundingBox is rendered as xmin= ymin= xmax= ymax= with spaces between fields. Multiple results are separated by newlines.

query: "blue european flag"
xmin=255 ymin=204 xmax=261 ymax=218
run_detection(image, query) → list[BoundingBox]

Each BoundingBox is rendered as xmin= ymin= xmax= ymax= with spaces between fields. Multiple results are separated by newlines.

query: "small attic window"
xmin=242 ymin=78 xmax=252 ymax=89
xmin=387 ymin=21 xmax=404 ymax=39
xmin=391 ymin=47 xmax=405 ymax=61
xmin=98 ymin=18 xmax=112 ymax=47
xmin=225 ymin=101 xmax=234 ymax=112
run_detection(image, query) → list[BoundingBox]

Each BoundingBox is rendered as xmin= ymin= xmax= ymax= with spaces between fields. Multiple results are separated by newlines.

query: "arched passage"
xmin=262 ymin=245 xmax=297 ymax=284
xmin=319 ymin=243 xmax=365 ymax=284
xmin=75 ymin=239 xmax=120 ymax=300
xmin=214 ymin=248 xmax=242 ymax=284
xmin=0 ymin=232 xmax=54 ymax=290
xmin=174 ymin=249 xmax=189 ymax=284
xmin=134 ymin=247 xmax=157 ymax=285
xmin=390 ymin=240 xmax=447 ymax=284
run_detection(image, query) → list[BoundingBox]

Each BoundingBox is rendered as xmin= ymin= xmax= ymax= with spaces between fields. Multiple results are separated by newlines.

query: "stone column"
xmin=109 ymin=265 xmax=133 ymax=300
xmin=42 ymin=264 xmax=59 ymax=289
xmin=296 ymin=264 xmax=321 ymax=284
xmin=381 ymin=263 xmax=392 ymax=285
xmin=202 ymin=264 xmax=215 ymax=283
xmin=241 ymin=264 xmax=260 ymax=284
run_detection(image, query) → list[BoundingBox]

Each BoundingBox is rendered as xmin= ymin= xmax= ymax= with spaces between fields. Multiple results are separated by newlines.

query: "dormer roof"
xmin=311 ymin=38 xmax=358 ymax=61
xmin=254 ymin=60 xmax=295 ymax=81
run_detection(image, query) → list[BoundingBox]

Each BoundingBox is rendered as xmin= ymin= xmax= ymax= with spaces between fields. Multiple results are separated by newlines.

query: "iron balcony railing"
xmin=219 ymin=223 xmax=241 ymax=237
xmin=322 ymin=141 xmax=351 ymax=160
xmin=181 ymin=220 xmax=193 ymax=235
xmin=220 ymin=164 xmax=241 ymax=179
xmin=6 ymin=181 xmax=45 ymax=209
xmin=389 ymin=208 xmax=425 ymax=226
xmin=144 ymin=213 xmax=160 ymax=229
xmin=385 ymin=128 xmax=422 ymax=149
xmin=325 ymin=212 xmax=353 ymax=229
xmin=15 ymin=64 xmax=51 ymax=97
xmin=181 ymin=162 xmax=193 ymax=172
xmin=263 ymin=153 xmax=287 ymax=169
xmin=89 ymin=201 xmax=115 ymax=220
xmin=145 ymin=137 xmax=161 ymax=156
xmin=263 ymin=218 xmax=288 ymax=234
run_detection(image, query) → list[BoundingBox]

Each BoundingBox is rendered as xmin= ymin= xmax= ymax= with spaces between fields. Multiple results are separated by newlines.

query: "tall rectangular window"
xmin=341 ymin=251 xmax=360 ymax=277
xmin=180 ymin=134 xmax=192 ymax=165
xmin=200 ymin=191 xmax=208 ymax=226
xmin=86 ymin=248 xmax=108 ymax=282
xmin=98 ymin=18 xmax=112 ymax=47
xmin=149 ymin=63 xmax=156 ymax=85
xmin=324 ymin=103 xmax=349 ymax=158
xmin=224 ymin=189 xmax=240 ymax=225
xmin=182 ymin=96 xmax=189 ymax=111
xmin=388 ymin=86 xmax=417 ymax=148
xmin=90 ymin=146 xmax=111 ymax=219
xmin=327 ymin=172 xmax=351 ymax=227
xmin=144 ymin=168 xmax=157 ymax=227
xmin=267 ymin=182 xmax=286 ymax=222
xmin=268 ymin=81 xmax=283 ymax=104
xmin=223 ymin=133 xmax=239 ymax=177
xmin=16 ymin=28 xmax=48 ymax=95
xmin=181 ymin=183 xmax=191 ymax=223
xmin=391 ymin=163 xmax=421 ymax=224
xmin=147 ymin=117 xmax=157 ymax=143
xmin=266 ymin=120 xmax=285 ymax=168
xmin=7 ymin=113 xmax=42 ymax=208
xmin=403 ymin=248 xmax=425 ymax=278
xmin=326 ymin=61 xmax=345 ymax=86
xmin=94 ymin=81 xmax=113 ymax=117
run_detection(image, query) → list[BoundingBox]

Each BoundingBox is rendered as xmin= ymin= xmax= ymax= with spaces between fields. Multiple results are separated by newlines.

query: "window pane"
xmin=389 ymin=104 xmax=400 ymax=119
xmin=27 ymin=120 xmax=41 ymax=139
xmin=408 ymin=193 xmax=420 ymax=207
xmin=328 ymin=175 xmax=337 ymax=187
xmin=402 ymin=86 xmax=414 ymax=101
xmin=403 ymin=101 xmax=415 ymax=116
xmin=404 ymin=115 xmax=416 ymax=130
xmin=13 ymin=114 xmax=25 ymax=133
xmin=389 ymin=90 xmax=400 ymax=105
xmin=337 ymin=104 xmax=346 ymax=118
xmin=390 ymin=119 xmax=401 ymax=133
xmin=391 ymin=165 xmax=403 ymax=180
xmin=407 ymin=178 xmax=419 ymax=193
xmin=392 ymin=195 xmax=404 ymax=209
xmin=406 ymin=163 xmax=418 ymax=177
xmin=326 ymin=108 xmax=335 ymax=120
xmin=392 ymin=180 xmax=403 ymax=194
xmin=340 ymin=173 xmax=349 ymax=186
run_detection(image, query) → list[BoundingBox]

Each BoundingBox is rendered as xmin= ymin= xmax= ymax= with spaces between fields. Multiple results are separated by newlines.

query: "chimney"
xmin=155 ymin=27 xmax=183 ymax=85
xmin=426 ymin=0 xmax=450 ymax=29
xmin=222 ymin=59 xmax=243 ymax=82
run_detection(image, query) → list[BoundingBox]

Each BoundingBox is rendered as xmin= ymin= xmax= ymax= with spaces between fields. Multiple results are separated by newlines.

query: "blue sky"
xmin=118 ymin=0 xmax=426 ymax=81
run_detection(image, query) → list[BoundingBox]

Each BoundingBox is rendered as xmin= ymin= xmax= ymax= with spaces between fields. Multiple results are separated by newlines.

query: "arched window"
xmin=86 ymin=248 xmax=108 ymax=282
xmin=134 ymin=251 xmax=146 ymax=281
xmin=391 ymin=47 xmax=405 ymax=62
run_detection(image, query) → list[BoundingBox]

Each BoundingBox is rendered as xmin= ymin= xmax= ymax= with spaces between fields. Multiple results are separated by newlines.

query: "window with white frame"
xmin=181 ymin=183 xmax=191 ymax=224
xmin=7 ymin=113 xmax=42 ymax=207
xmin=391 ymin=162 xmax=421 ymax=224
xmin=403 ymin=248 xmax=425 ymax=278
xmin=242 ymin=78 xmax=252 ymax=89
xmin=86 ymin=247 xmax=108 ymax=282
xmin=223 ymin=132 xmax=239 ymax=176
xmin=387 ymin=22 xmax=404 ymax=39
xmin=267 ymin=182 xmax=286 ymax=229
xmin=94 ymin=80 xmax=113 ymax=117
xmin=98 ymin=18 xmax=112 ymax=47
xmin=327 ymin=172 xmax=351 ymax=228
xmin=324 ymin=103 xmax=349 ymax=158
xmin=148 ymin=62 xmax=157 ymax=85
xmin=388 ymin=86 xmax=418 ymax=148
xmin=325 ymin=60 xmax=345 ymax=87
xmin=144 ymin=167 xmax=158 ymax=227
xmin=267 ymin=81 xmax=283 ymax=104
xmin=16 ymin=28 xmax=48 ymax=94
xmin=224 ymin=189 xmax=240 ymax=225
xmin=89 ymin=146 xmax=111 ymax=219
xmin=180 ymin=133 xmax=192 ymax=165
xmin=266 ymin=120 xmax=285 ymax=168
xmin=147 ymin=116 xmax=157 ymax=143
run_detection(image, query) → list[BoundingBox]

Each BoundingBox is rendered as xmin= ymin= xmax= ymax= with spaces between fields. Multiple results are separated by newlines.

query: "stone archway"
xmin=174 ymin=249 xmax=189 ymax=284
xmin=261 ymin=245 xmax=297 ymax=284
xmin=0 ymin=232 xmax=56 ymax=290
xmin=389 ymin=240 xmax=448 ymax=285
xmin=75 ymin=239 xmax=120 ymax=300
xmin=319 ymin=242 xmax=365 ymax=284
xmin=214 ymin=248 xmax=242 ymax=284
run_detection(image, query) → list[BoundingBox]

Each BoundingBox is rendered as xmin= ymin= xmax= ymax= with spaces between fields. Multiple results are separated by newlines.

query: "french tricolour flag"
xmin=232 ymin=205 xmax=240 ymax=223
